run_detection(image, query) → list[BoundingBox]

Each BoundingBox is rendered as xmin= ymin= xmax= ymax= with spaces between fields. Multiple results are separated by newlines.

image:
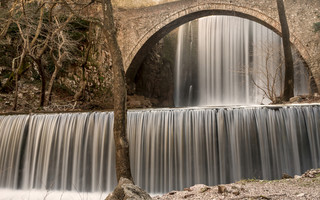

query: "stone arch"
xmin=123 ymin=3 xmax=312 ymax=89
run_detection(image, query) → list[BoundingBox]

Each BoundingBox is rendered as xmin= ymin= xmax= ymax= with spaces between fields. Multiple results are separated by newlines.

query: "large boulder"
xmin=105 ymin=178 xmax=152 ymax=200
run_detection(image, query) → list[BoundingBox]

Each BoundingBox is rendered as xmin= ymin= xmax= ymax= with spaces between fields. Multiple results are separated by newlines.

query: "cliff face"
xmin=134 ymin=33 xmax=177 ymax=108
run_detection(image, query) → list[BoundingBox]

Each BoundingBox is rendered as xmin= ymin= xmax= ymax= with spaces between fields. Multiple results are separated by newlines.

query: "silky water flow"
xmin=0 ymin=106 xmax=320 ymax=195
xmin=174 ymin=16 xmax=309 ymax=107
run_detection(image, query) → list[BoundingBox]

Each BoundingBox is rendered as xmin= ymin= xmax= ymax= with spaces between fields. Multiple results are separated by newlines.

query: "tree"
xmin=47 ymin=15 xmax=83 ymax=105
xmin=0 ymin=1 xmax=27 ymax=110
xmin=276 ymin=0 xmax=294 ymax=101
xmin=14 ymin=1 xmax=49 ymax=107
xmin=83 ymin=1 xmax=150 ymax=198
xmin=250 ymin=45 xmax=285 ymax=104
xmin=73 ymin=39 xmax=91 ymax=102
xmin=12 ymin=38 xmax=28 ymax=111
xmin=101 ymin=0 xmax=133 ymax=183
xmin=5 ymin=0 xmax=75 ymax=107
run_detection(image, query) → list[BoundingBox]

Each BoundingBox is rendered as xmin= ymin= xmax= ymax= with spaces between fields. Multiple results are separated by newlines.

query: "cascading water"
xmin=174 ymin=16 xmax=309 ymax=107
xmin=0 ymin=105 xmax=320 ymax=196
xmin=0 ymin=113 xmax=116 ymax=192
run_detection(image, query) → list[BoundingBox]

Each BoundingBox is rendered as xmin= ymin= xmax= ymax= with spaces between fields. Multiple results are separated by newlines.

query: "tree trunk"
xmin=0 ymin=0 xmax=9 ymax=8
xmin=46 ymin=65 xmax=60 ymax=105
xmin=12 ymin=70 xmax=18 ymax=111
xmin=74 ymin=80 xmax=87 ymax=101
xmin=277 ymin=0 xmax=294 ymax=101
xmin=102 ymin=0 xmax=133 ymax=182
xmin=12 ymin=50 xmax=27 ymax=111
xmin=74 ymin=64 xmax=87 ymax=101
xmin=36 ymin=60 xmax=46 ymax=107
xmin=1 ymin=63 xmax=30 ymax=93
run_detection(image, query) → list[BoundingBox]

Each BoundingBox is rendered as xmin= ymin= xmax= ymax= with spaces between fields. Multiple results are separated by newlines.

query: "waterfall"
xmin=1 ymin=105 xmax=319 ymax=194
xmin=0 ymin=113 xmax=117 ymax=192
xmin=174 ymin=16 xmax=309 ymax=107
xmin=174 ymin=21 xmax=197 ymax=107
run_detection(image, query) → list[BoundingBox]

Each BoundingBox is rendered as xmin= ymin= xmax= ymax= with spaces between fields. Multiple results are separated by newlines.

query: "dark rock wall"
xmin=134 ymin=34 xmax=177 ymax=107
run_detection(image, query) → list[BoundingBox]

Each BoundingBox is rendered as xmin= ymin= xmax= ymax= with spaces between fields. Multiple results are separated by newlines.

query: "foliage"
xmin=313 ymin=22 xmax=320 ymax=32
xmin=55 ymin=83 xmax=75 ymax=96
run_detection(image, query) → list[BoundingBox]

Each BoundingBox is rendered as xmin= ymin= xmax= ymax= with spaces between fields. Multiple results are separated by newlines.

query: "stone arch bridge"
xmin=114 ymin=0 xmax=320 ymax=91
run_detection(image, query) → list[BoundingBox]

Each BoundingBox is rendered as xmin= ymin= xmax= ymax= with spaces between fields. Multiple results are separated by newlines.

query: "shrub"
xmin=313 ymin=22 xmax=320 ymax=32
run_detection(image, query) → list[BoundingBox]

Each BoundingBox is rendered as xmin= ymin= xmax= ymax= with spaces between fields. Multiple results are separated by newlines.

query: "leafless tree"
xmin=47 ymin=15 xmax=78 ymax=105
xmin=6 ymin=0 xmax=74 ymax=107
xmin=73 ymin=43 xmax=91 ymax=102
xmin=250 ymin=45 xmax=284 ymax=104
xmin=0 ymin=0 xmax=27 ymax=110
xmin=246 ymin=43 xmax=310 ymax=104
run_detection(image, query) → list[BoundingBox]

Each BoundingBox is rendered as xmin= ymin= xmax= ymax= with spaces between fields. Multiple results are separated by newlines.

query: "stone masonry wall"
xmin=114 ymin=0 xmax=320 ymax=91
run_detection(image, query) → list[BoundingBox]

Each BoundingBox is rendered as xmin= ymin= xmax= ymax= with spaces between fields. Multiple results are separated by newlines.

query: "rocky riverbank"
xmin=153 ymin=169 xmax=320 ymax=200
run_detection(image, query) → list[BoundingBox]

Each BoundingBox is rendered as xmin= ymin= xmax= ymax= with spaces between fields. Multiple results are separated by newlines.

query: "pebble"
xmin=232 ymin=190 xmax=240 ymax=195
xmin=294 ymin=175 xmax=302 ymax=179
xmin=218 ymin=185 xmax=227 ymax=193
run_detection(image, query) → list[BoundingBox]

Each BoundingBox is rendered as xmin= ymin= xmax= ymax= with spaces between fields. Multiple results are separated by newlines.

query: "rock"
xmin=282 ymin=173 xmax=293 ymax=179
xmin=127 ymin=82 xmax=136 ymax=95
xmin=294 ymin=175 xmax=302 ymax=179
xmin=155 ymin=168 xmax=320 ymax=199
xmin=183 ymin=194 xmax=194 ymax=198
xmin=302 ymin=169 xmax=320 ymax=178
xmin=231 ymin=186 xmax=239 ymax=190
xmin=127 ymin=100 xmax=144 ymax=108
xmin=168 ymin=191 xmax=176 ymax=195
xmin=218 ymin=185 xmax=227 ymax=193
xmin=105 ymin=178 xmax=151 ymax=200
xmin=134 ymin=41 xmax=174 ymax=108
xmin=127 ymin=95 xmax=152 ymax=108
xmin=240 ymin=187 xmax=246 ymax=192
xmin=200 ymin=187 xmax=210 ymax=193
xmin=232 ymin=190 xmax=240 ymax=196
xmin=289 ymin=96 xmax=302 ymax=103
